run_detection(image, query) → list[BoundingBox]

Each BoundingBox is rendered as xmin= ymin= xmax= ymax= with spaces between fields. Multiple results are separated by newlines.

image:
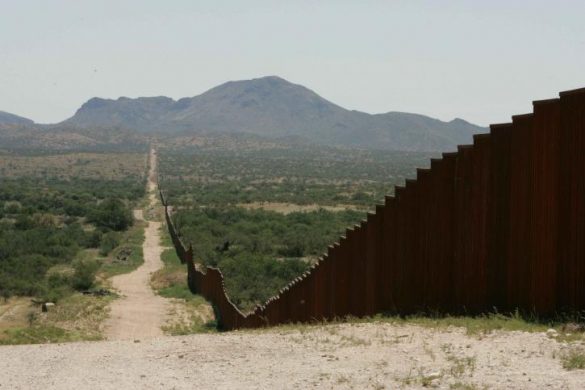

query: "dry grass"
xmin=41 ymin=294 xmax=113 ymax=335
xmin=0 ymin=297 xmax=32 ymax=335
xmin=0 ymin=294 xmax=113 ymax=345
xmin=151 ymin=248 xmax=217 ymax=335
xmin=162 ymin=297 xmax=216 ymax=335
xmin=561 ymin=347 xmax=585 ymax=370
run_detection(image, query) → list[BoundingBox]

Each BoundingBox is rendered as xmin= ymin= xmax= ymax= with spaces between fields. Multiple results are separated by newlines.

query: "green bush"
xmin=47 ymin=272 xmax=71 ymax=289
xmin=220 ymin=253 xmax=307 ymax=311
xmin=71 ymin=260 xmax=99 ymax=291
xmin=89 ymin=198 xmax=134 ymax=231
xmin=99 ymin=231 xmax=121 ymax=256
xmin=86 ymin=230 xmax=103 ymax=249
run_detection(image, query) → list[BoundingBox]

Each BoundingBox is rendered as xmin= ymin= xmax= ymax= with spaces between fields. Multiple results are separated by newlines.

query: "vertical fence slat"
xmin=531 ymin=100 xmax=561 ymax=313
xmin=364 ymin=212 xmax=379 ymax=315
xmin=559 ymin=89 xmax=585 ymax=310
xmin=508 ymin=114 xmax=534 ymax=311
xmin=487 ymin=124 xmax=512 ymax=312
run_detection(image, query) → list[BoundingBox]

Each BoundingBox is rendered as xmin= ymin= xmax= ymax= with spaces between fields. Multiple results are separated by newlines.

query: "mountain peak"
xmin=60 ymin=76 xmax=486 ymax=151
xmin=449 ymin=117 xmax=485 ymax=130
xmin=210 ymin=75 xmax=298 ymax=94
xmin=81 ymin=97 xmax=109 ymax=109
xmin=450 ymin=117 xmax=469 ymax=125
xmin=253 ymin=75 xmax=288 ymax=82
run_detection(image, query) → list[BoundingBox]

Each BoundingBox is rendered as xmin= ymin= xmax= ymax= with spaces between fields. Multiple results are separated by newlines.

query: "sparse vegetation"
xmin=159 ymin=147 xmax=435 ymax=208
xmin=561 ymin=348 xmax=585 ymax=370
xmin=0 ymin=152 xmax=146 ymax=180
xmin=151 ymin=248 xmax=192 ymax=300
xmin=441 ymin=343 xmax=476 ymax=378
xmin=0 ymin=294 xmax=113 ymax=345
xmin=450 ymin=382 xmax=483 ymax=390
xmin=152 ymin=248 xmax=217 ymax=334
xmin=234 ymin=311 xmax=585 ymax=345
xmin=383 ymin=311 xmax=550 ymax=336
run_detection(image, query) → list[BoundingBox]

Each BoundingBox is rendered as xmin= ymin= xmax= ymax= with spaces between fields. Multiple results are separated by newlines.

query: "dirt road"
xmin=104 ymin=148 xmax=169 ymax=340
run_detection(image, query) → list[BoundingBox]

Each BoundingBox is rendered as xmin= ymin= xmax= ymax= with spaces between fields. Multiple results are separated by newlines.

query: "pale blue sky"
xmin=1 ymin=0 xmax=584 ymax=125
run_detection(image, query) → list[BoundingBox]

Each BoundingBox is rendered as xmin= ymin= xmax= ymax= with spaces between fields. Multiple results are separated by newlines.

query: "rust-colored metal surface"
xmin=161 ymin=87 xmax=585 ymax=330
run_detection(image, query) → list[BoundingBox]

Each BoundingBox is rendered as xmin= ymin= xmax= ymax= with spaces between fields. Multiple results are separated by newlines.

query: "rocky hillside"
xmin=63 ymin=76 xmax=486 ymax=152
xmin=0 ymin=111 xmax=34 ymax=125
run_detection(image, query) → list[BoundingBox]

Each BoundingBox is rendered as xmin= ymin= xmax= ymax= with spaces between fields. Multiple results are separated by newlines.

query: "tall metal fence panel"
xmin=161 ymin=88 xmax=585 ymax=330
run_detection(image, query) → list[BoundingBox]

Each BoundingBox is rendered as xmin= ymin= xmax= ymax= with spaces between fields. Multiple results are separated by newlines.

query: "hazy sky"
xmin=1 ymin=1 xmax=584 ymax=126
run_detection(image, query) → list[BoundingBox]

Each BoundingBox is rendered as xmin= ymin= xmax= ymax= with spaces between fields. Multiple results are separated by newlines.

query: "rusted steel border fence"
xmin=161 ymin=88 xmax=585 ymax=330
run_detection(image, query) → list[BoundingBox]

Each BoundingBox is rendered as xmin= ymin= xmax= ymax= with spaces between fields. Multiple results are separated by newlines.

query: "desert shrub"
xmin=47 ymin=272 xmax=71 ymax=289
xmin=562 ymin=348 xmax=585 ymax=370
xmin=3 ymin=202 xmax=21 ymax=214
xmin=42 ymin=271 xmax=73 ymax=302
xmin=220 ymin=253 xmax=307 ymax=310
xmin=86 ymin=230 xmax=103 ymax=249
xmin=89 ymin=198 xmax=134 ymax=231
xmin=14 ymin=215 xmax=34 ymax=230
xmin=63 ymin=199 xmax=87 ymax=216
xmin=1 ymin=289 xmax=9 ymax=303
xmin=71 ymin=260 xmax=99 ymax=291
xmin=99 ymin=231 xmax=121 ymax=256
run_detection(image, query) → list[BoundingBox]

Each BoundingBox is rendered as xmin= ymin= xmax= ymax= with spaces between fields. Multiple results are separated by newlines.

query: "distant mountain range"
xmin=0 ymin=76 xmax=487 ymax=152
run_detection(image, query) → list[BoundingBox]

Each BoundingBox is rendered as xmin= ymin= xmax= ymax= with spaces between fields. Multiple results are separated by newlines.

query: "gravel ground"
xmin=1 ymin=322 xmax=585 ymax=389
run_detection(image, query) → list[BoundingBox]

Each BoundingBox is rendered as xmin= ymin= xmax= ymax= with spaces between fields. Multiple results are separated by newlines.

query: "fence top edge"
xmin=490 ymin=122 xmax=513 ymax=130
xmin=559 ymin=86 xmax=585 ymax=97
xmin=533 ymin=98 xmax=560 ymax=106
xmin=473 ymin=133 xmax=490 ymax=141
xmin=511 ymin=113 xmax=534 ymax=121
